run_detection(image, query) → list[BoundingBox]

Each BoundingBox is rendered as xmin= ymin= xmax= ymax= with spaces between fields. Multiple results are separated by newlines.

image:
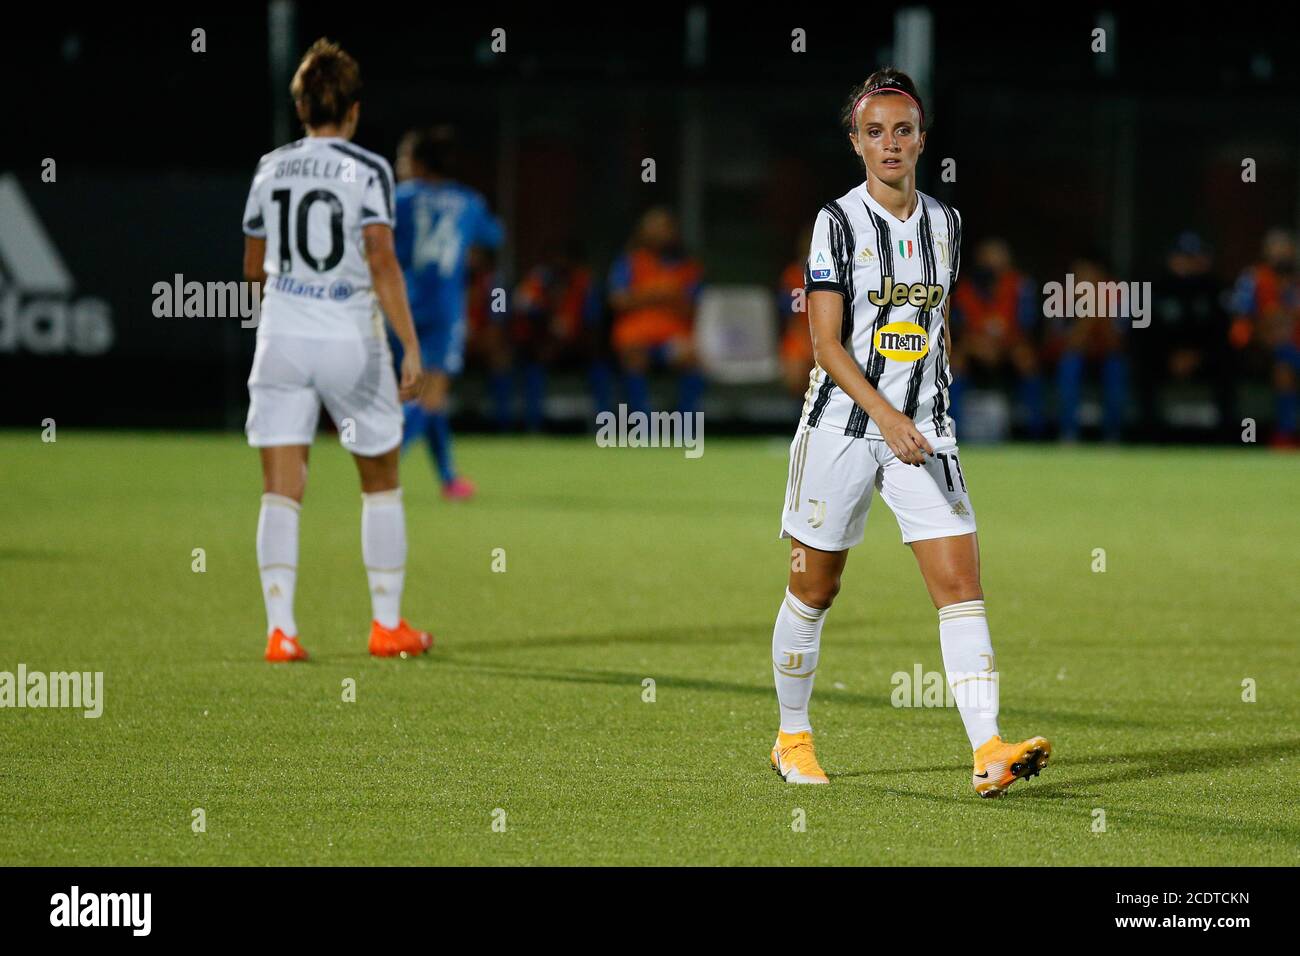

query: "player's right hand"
xmin=398 ymin=350 xmax=424 ymax=402
xmin=878 ymin=408 xmax=933 ymax=466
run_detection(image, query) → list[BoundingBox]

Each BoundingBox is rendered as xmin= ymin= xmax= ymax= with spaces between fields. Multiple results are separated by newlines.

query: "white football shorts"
xmin=246 ymin=333 xmax=402 ymax=456
xmin=779 ymin=424 xmax=977 ymax=550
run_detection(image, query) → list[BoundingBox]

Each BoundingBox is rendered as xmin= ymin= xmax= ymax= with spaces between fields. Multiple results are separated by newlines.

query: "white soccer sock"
xmin=772 ymin=589 xmax=827 ymax=734
xmin=362 ymin=488 xmax=406 ymax=629
xmin=257 ymin=493 xmax=300 ymax=637
xmin=938 ymin=599 xmax=1000 ymax=750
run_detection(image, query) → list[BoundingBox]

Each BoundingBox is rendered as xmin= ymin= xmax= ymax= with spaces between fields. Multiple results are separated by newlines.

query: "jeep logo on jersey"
xmin=873 ymin=321 xmax=930 ymax=362
xmin=866 ymin=276 xmax=945 ymax=310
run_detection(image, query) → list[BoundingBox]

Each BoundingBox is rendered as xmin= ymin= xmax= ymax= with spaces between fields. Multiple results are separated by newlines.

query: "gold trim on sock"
xmin=775 ymin=666 xmax=817 ymax=679
xmin=261 ymin=493 xmax=301 ymax=512
xmin=783 ymin=597 xmax=822 ymax=623
xmin=950 ymin=674 xmax=999 ymax=689
xmin=939 ymin=609 xmax=987 ymax=621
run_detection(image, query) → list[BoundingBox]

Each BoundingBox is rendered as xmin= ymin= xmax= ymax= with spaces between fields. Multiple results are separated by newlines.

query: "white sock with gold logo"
xmin=257 ymin=493 xmax=299 ymax=637
xmin=938 ymin=600 xmax=1000 ymax=749
xmin=772 ymin=589 xmax=827 ymax=734
xmin=362 ymin=489 xmax=406 ymax=629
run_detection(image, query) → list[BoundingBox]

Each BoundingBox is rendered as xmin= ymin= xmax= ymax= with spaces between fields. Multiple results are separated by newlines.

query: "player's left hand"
xmin=878 ymin=408 xmax=933 ymax=466
xmin=398 ymin=349 xmax=424 ymax=402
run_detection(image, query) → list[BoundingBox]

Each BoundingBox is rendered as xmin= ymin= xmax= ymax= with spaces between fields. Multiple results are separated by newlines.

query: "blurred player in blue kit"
xmin=394 ymin=125 xmax=503 ymax=500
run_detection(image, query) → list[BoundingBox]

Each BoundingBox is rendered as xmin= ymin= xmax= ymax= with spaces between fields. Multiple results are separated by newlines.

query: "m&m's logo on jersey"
xmin=873 ymin=320 xmax=930 ymax=363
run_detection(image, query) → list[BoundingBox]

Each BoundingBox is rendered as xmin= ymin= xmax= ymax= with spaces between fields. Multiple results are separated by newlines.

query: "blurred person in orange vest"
xmin=948 ymin=238 xmax=1045 ymax=437
xmin=1229 ymin=228 xmax=1300 ymax=447
xmin=607 ymin=207 xmax=705 ymax=415
xmin=513 ymin=240 xmax=613 ymax=430
xmin=779 ymin=225 xmax=817 ymax=399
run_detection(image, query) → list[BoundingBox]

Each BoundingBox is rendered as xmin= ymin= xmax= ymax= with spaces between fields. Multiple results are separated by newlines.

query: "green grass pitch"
xmin=1 ymin=430 xmax=1297 ymax=865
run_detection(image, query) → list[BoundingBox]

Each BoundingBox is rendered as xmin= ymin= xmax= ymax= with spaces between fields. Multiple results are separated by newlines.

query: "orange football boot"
xmin=770 ymin=730 xmax=830 ymax=784
xmin=972 ymin=734 xmax=1051 ymax=798
xmin=265 ymin=628 xmax=310 ymax=662
xmin=368 ymin=619 xmax=434 ymax=658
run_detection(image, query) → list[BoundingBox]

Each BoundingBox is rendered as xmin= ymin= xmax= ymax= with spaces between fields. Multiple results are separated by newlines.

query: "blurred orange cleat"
xmin=972 ymin=734 xmax=1051 ymax=798
xmin=368 ymin=619 xmax=433 ymax=658
xmin=265 ymin=628 xmax=310 ymax=662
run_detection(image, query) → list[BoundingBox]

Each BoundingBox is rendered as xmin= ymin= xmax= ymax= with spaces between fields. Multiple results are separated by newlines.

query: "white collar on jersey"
xmin=858 ymin=181 xmax=923 ymax=229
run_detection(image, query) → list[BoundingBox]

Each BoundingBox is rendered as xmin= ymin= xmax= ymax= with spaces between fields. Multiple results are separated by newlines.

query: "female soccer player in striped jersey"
xmin=770 ymin=69 xmax=1050 ymax=796
xmin=242 ymin=39 xmax=433 ymax=661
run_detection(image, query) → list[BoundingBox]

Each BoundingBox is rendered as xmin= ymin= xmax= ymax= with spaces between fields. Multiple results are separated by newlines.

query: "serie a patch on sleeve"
xmin=810 ymin=249 xmax=833 ymax=281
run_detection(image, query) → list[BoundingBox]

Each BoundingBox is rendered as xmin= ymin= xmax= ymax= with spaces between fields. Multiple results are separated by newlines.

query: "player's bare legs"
xmin=909 ymin=531 xmax=981 ymax=609
xmin=787 ymin=536 xmax=848 ymax=609
xmin=769 ymin=537 xmax=846 ymax=784
xmin=910 ymin=531 xmax=1049 ymax=796
xmin=352 ymin=444 xmax=400 ymax=493
xmin=351 ymin=446 xmax=432 ymax=657
xmin=260 ymin=445 xmax=310 ymax=501
xmin=258 ymin=445 xmax=310 ymax=661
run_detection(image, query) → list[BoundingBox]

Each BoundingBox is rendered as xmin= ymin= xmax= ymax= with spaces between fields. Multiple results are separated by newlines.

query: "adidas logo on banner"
xmin=0 ymin=173 xmax=114 ymax=355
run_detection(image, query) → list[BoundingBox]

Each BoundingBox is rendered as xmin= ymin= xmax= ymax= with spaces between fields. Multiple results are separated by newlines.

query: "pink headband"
xmin=851 ymin=87 xmax=924 ymax=127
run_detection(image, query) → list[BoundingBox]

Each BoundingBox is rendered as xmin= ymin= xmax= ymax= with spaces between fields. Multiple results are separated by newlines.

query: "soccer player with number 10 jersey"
xmin=241 ymin=39 xmax=433 ymax=661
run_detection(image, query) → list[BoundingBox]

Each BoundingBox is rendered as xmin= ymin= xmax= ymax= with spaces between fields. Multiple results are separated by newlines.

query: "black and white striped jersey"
xmin=800 ymin=182 xmax=962 ymax=439
xmin=242 ymin=136 xmax=395 ymax=339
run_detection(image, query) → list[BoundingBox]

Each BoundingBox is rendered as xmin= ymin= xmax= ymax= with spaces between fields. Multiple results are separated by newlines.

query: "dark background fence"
xmin=3 ymin=3 xmax=1297 ymax=439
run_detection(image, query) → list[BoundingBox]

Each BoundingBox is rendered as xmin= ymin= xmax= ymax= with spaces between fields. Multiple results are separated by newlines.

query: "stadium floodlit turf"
xmin=1 ymin=430 xmax=1297 ymax=865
